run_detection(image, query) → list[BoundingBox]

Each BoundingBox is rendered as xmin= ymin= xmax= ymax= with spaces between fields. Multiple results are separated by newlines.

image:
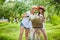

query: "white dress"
xmin=21 ymin=11 xmax=32 ymax=29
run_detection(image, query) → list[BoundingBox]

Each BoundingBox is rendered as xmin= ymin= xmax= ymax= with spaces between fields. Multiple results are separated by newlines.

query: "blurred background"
xmin=0 ymin=0 xmax=60 ymax=40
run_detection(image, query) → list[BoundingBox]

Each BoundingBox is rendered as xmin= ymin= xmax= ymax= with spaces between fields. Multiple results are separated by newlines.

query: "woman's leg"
xmin=33 ymin=29 xmax=40 ymax=40
xmin=33 ymin=29 xmax=36 ymax=40
xmin=19 ymin=26 xmax=24 ymax=40
xmin=34 ymin=29 xmax=40 ymax=40
xmin=41 ymin=29 xmax=48 ymax=40
xmin=30 ymin=29 xmax=35 ymax=40
xmin=25 ymin=29 xmax=30 ymax=40
xmin=37 ymin=29 xmax=40 ymax=40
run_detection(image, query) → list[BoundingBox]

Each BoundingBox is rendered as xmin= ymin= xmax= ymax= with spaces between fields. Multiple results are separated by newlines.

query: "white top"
xmin=21 ymin=11 xmax=32 ymax=29
xmin=29 ymin=13 xmax=36 ymax=20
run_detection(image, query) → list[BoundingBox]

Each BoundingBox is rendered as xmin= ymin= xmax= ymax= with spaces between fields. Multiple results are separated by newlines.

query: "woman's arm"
xmin=22 ymin=13 xmax=29 ymax=18
xmin=43 ymin=16 xmax=46 ymax=22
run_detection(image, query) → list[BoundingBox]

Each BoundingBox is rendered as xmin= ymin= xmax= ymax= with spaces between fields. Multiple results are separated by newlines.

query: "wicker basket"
xmin=31 ymin=18 xmax=43 ymax=28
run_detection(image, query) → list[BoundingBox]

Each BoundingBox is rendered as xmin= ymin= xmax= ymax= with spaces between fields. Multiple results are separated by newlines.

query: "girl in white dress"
xmin=19 ymin=5 xmax=37 ymax=40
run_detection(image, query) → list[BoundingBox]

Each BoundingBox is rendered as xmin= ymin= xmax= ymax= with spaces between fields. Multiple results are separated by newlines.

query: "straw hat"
xmin=32 ymin=5 xmax=37 ymax=9
xmin=38 ymin=6 xmax=45 ymax=11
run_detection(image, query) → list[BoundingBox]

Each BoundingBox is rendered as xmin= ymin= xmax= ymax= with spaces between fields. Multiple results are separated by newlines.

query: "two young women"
xmin=19 ymin=5 xmax=48 ymax=40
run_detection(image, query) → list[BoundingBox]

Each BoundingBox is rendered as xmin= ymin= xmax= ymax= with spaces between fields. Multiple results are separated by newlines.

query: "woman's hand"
xmin=22 ymin=13 xmax=28 ymax=18
xmin=43 ymin=17 xmax=46 ymax=22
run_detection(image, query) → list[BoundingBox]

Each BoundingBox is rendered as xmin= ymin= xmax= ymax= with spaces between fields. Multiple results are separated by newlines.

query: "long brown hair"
xmin=38 ymin=6 xmax=45 ymax=18
xmin=38 ymin=9 xmax=45 ymax=17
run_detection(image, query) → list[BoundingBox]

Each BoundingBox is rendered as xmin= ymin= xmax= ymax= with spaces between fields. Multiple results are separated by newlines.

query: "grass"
xmin=0 ymin=22 xmax=60 ymax=40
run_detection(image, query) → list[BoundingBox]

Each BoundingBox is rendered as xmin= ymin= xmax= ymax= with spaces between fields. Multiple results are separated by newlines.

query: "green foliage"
xmin=50 ymin=14 xmax=60 ymax=25
xmin=0 ymin=0 xmax=60 ymax=24
xmin=0 ymin=1 xmax=30 ymax=20
xmin=0 ymin=22 xmax=60 ymax=40
xmin=0 ymin=22 xmax=8 ymax=27
xmin=0 ymin=0 xmax=5 ymax=5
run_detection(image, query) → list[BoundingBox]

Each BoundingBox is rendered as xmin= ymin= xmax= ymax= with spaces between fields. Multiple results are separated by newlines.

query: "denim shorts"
xmin=20 ymin=22 xmax=30 ymax=29
xmin=20 ymin=22 xmax=24 ymax=26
